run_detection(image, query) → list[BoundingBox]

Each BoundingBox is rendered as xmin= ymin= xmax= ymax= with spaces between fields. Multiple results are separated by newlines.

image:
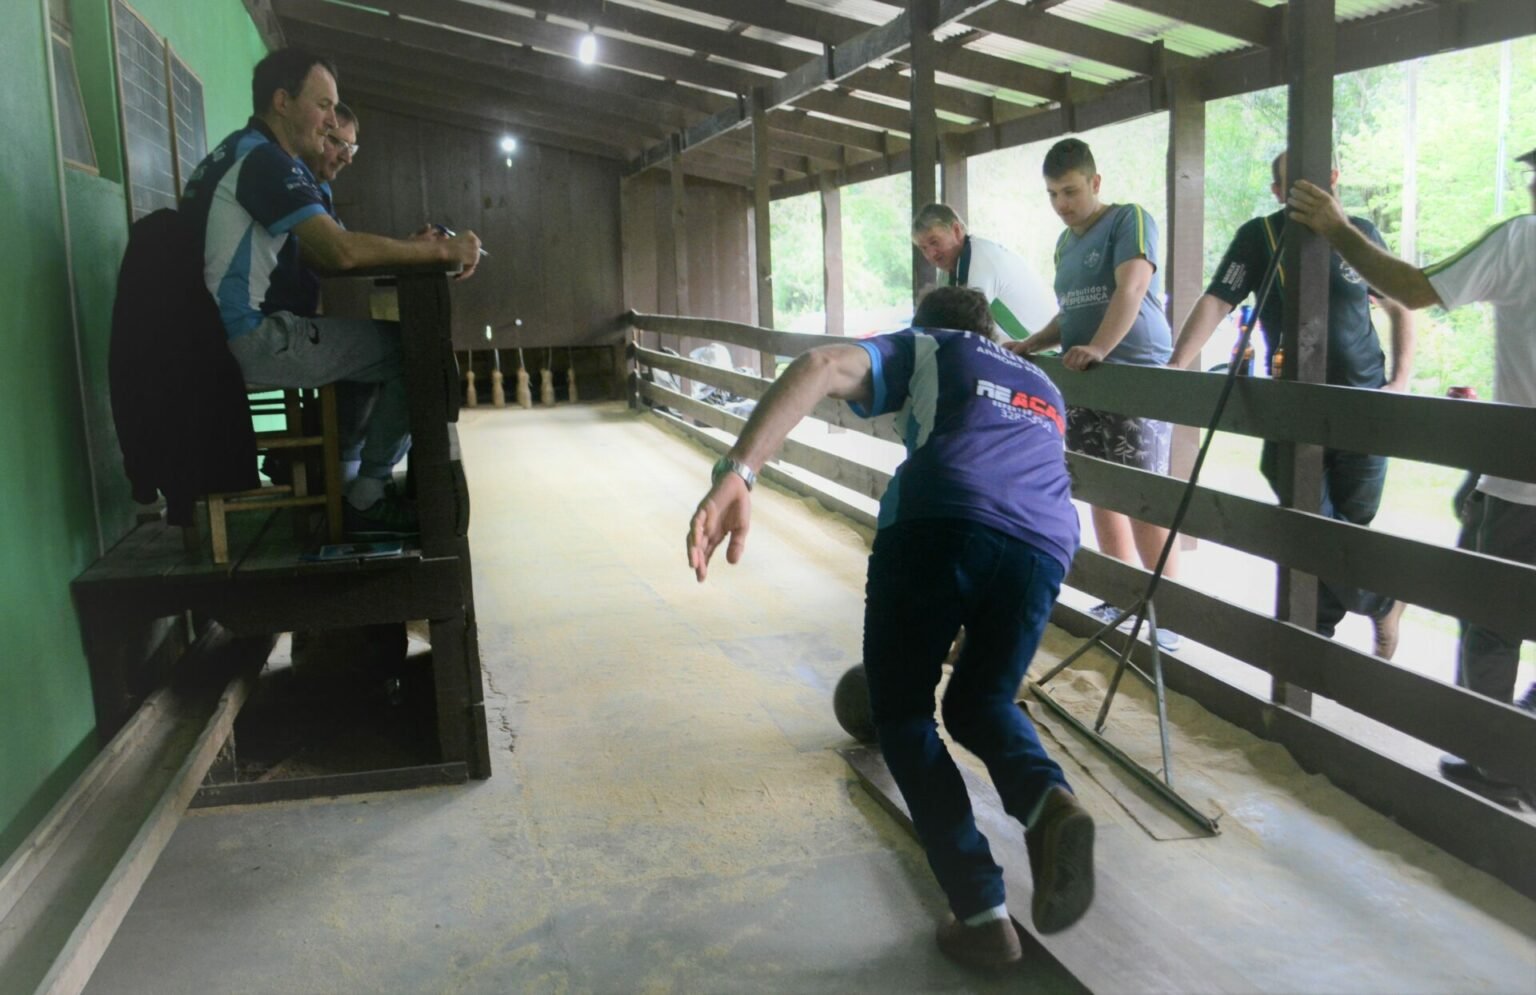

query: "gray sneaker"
xmin=1086 ymin=602 xmax=1124 ymax=627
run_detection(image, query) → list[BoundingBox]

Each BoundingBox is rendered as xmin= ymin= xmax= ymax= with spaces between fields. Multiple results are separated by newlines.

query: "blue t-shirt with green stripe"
xmin=1052 ymin=203 xmax=1172 ymax=367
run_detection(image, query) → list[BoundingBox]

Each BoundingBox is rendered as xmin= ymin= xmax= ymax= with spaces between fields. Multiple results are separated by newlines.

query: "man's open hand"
xmin=687 ymin=473 xmax=751 ymax=582
xmin=1062 ymin=343 xmax=1107 ymax=371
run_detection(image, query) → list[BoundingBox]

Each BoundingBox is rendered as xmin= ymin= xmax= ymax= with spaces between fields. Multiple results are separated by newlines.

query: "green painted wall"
xmin=0 ymin=0 xmax=266 ymax=863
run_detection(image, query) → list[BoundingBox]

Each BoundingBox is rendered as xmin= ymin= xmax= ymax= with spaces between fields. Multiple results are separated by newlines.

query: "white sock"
xmin=963 ymin=904 xmax=1008 ymax=927
xmin=347 ymin=475 xmax=385 ymax=510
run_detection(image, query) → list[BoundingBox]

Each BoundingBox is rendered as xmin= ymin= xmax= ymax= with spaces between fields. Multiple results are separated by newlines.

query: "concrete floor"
xmin=85 ymin=404 xmax=1076 ymax=995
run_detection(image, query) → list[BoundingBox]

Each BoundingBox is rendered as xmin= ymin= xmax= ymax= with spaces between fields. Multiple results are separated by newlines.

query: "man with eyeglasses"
xmin=181 ymin=50 xmax=481 ymax=534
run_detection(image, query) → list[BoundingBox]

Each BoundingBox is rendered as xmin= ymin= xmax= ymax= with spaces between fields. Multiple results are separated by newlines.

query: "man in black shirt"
xmin=1169 ymin=152 xmax=1415 ymax=657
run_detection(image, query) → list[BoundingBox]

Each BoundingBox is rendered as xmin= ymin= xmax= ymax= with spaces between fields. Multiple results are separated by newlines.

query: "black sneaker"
xmin=1439 ymin=755 xmax=1524 ymax=810
xmin=344 ymin=493 xmax=419 ymax=538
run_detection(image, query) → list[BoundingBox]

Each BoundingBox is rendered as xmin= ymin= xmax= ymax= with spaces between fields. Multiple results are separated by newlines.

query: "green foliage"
xmin=769 ymin=37 xmax=1535 ymax=395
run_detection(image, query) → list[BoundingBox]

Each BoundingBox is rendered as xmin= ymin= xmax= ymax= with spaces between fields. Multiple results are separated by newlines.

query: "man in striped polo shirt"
xmin=1290 ymin=148 xmax=1536 ymax=808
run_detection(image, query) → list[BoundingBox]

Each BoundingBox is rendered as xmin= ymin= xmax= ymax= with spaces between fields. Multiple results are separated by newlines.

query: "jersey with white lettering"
xmin=180 ymin=117 xmax=329 ymax=338
xmin=849 ymin=328 xmax=1080 ymax=569
xmin=1426 ymin=214 xmax=1536 ymax=505
xmin=1207 ymin=209 xmax=1388 ymax=387
xmin=1053 ymin=203 xmax=1172 ymax=367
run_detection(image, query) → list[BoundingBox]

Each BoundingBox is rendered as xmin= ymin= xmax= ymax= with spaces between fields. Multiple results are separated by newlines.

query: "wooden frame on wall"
xmin=110 ymin=0 xmax=206 ymax=221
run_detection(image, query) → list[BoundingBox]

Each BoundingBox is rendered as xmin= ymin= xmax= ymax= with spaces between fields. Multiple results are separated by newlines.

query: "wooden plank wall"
xmin=327 ymin=101 xmax=625 ymax=353
xmin=620 ymin=169 xmax=757 ymax=369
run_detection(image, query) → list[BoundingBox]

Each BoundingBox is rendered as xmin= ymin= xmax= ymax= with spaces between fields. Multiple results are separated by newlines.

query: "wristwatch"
xmin=711 ymin=456 xmax=756 ymax=491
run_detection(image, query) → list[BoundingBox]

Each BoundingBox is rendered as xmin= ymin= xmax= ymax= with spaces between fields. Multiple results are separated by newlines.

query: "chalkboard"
xmin=169 ymin=52 xmax=206 ymax=195
xmin=112 ymin=0 xmax=176 ymax=220
xmin=51 ymin=33 xmax=97 ymax=172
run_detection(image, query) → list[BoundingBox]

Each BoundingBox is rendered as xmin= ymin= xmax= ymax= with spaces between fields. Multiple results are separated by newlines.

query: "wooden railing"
xmin=627 ymin=309 xmax=1536 ymax=899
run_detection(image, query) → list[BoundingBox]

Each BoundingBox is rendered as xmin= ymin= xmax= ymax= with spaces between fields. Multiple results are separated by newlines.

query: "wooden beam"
xmin=338 ymin=61 xmax=671 ymax=147
xmin=318 ymin=29 xmax=697 ymax=130
xmin=281 ymin=12 xmax=734 ymax=118
xmin=1114 ymin=0 xmax=1280 ymax=48
xmin=241 ymin=0 xmax=286 ymax=49
xmin=1273 ymin=0 xmax=1335 ymax=711
xmin=275 ymin=0 xmax=765 ymax=95
xmin=1200 ymin=0 xmax=1536 ymax=102
xmin=628 ymin=0 xmax=1007 ymax=175
xmin=346 ymin=87 xmax=630 ymax=161
xmin=669 ymin=136 xmax=690 ymax=317
xmin=641 ymin=0 xmax=870 ymax=47
xmin=940 ymin=132 xmax=968 ymax=225
xmin=821 ymin=176 xmax=844 ymax=337
xmin=959 ymin=4 xmax=1164 ymax=77
xmin=751 ymin=89 xmax=776 ymax=373
xmin=1164 ymin=71 xmax=1204 ymax=536
xmin=910 ymin=0 xmax=940 ymax=300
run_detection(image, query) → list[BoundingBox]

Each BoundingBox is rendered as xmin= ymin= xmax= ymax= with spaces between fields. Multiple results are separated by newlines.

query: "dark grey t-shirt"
xmin=1052 ymin=203 xmax=1172 ymax=367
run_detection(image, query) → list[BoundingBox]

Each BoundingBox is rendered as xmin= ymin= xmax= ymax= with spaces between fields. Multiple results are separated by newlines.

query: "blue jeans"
xmin=863 ymin=519 xmax=1069 ymax=919
xmin=1262 ymin=444 xmax=1392 ymax=636
xmin=230 ymin=313 xmax=410 ymax=481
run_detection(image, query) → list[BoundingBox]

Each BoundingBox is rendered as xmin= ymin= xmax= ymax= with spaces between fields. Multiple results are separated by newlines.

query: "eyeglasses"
xmin=325 ymin=133 xmax=359 ymax=157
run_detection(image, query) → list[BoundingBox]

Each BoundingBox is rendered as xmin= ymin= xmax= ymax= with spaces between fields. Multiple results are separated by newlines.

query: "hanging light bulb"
xmin=499 ymin=135 xmax=517 ymax=154
xmin=578 ymin=30 xmax=597 ymax=65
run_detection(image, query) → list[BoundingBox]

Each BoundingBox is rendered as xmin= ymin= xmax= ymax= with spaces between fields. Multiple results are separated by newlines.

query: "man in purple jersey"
xmin=687 ymin=287 xmax=1093 ymax=968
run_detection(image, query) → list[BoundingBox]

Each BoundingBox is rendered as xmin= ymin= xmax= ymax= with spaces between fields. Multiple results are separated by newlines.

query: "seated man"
xmin=299 ymin=101 xmax=391 ymax=484
xmin=687 ymin=285 xmax=1093 ymax=967
xmin=179 ymin=49 xmax=481 ymax=533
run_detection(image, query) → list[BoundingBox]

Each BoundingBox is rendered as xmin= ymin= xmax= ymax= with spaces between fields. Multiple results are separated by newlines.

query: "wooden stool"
xmin=205 ymin=385 xmax=344 ymax=564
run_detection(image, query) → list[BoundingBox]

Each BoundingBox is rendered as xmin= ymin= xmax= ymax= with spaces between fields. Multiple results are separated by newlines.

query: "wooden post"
xmin=751 ymin=88 xmax=777 ymax=377
xmin=820 ymin=175 xmax=845 ymax=338
xmin=1274 ymin=0 xmax=1334 ymax=714
xmin=668 ymin=134 xmax=690 ymax=319
xmin=909 ymin=0 xmax=939 ymax=301
xmin=1165 ymin=71 xmax=1205 ymax=552
xmin=940 ymin=132 xmax=968 ymax=225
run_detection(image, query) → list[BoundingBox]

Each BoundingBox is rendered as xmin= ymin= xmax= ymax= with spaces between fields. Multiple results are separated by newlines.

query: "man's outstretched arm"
xmin=1287 ymin=180 xmax=1442 ymax=309
xmin=687 ymin=344 xmax=874 ymax=582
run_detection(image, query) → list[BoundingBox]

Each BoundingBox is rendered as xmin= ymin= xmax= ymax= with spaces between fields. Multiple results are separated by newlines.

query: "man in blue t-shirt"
xmin=180 ymin=49 xmax=482 ymax=534
xmin=1017 ymin=138 xmax=1182 ymax=647
xmin=687 ymin=287 xmax=1092 ymax=969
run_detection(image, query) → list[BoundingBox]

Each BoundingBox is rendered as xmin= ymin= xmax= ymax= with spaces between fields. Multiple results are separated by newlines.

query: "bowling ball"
xmin=833 ymin=663 xmax=877 ymax=743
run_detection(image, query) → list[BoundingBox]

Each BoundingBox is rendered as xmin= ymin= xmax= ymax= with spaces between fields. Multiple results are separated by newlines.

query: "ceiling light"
xmin=500 ymin=135 xmax=517 ymax=153
xmin=578 ymin=31 xmax=597 ymax=65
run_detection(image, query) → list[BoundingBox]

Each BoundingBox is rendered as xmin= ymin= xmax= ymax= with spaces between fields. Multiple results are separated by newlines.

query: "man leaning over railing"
xmin=1289 ymin=146 xmax=1536 ymax=809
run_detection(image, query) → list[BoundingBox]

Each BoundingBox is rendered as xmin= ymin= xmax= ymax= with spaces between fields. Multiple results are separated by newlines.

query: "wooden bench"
xmin=70 ymin=268 xmax=491 ymax=796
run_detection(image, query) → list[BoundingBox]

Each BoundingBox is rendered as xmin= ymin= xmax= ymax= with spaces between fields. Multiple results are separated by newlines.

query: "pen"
xmin=432 ymin=223 xmax=489 ymax=257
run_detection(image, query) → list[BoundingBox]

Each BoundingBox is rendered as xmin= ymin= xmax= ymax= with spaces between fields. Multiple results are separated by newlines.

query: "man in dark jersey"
xmin=687 ymin=287 xmax=1092 ymax=969
xmin=1169 ymin=152 xmax=1415 ymax=658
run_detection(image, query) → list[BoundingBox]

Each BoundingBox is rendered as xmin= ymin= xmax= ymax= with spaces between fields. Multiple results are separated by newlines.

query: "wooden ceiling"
xmin=264 ymin=0 xmax=1535 ymax=193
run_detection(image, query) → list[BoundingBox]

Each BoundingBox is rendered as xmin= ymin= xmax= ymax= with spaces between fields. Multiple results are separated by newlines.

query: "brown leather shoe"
xmin=1024 ymin=786 xmax=1095 ymax=934
xmin=1372 ymin=600 xmax=1407 ymax=660
xmin=935 ymin=916 xmax=1023 ymax=969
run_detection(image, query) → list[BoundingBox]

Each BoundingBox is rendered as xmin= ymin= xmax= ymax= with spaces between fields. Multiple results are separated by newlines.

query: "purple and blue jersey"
xmin=180 ymin=118 xmax=330 ymax=338
xmin=850 ymin=329 xmax=1080 ymax=571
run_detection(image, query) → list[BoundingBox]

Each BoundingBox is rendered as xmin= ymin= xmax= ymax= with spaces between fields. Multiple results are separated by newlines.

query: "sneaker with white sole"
xmin=1086 ymin=602 xmax=1124 ymax=627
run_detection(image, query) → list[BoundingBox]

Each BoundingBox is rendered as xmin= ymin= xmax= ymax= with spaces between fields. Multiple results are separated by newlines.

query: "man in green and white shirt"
xmin=911 ymin=203 xmax=1057 ymax=342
